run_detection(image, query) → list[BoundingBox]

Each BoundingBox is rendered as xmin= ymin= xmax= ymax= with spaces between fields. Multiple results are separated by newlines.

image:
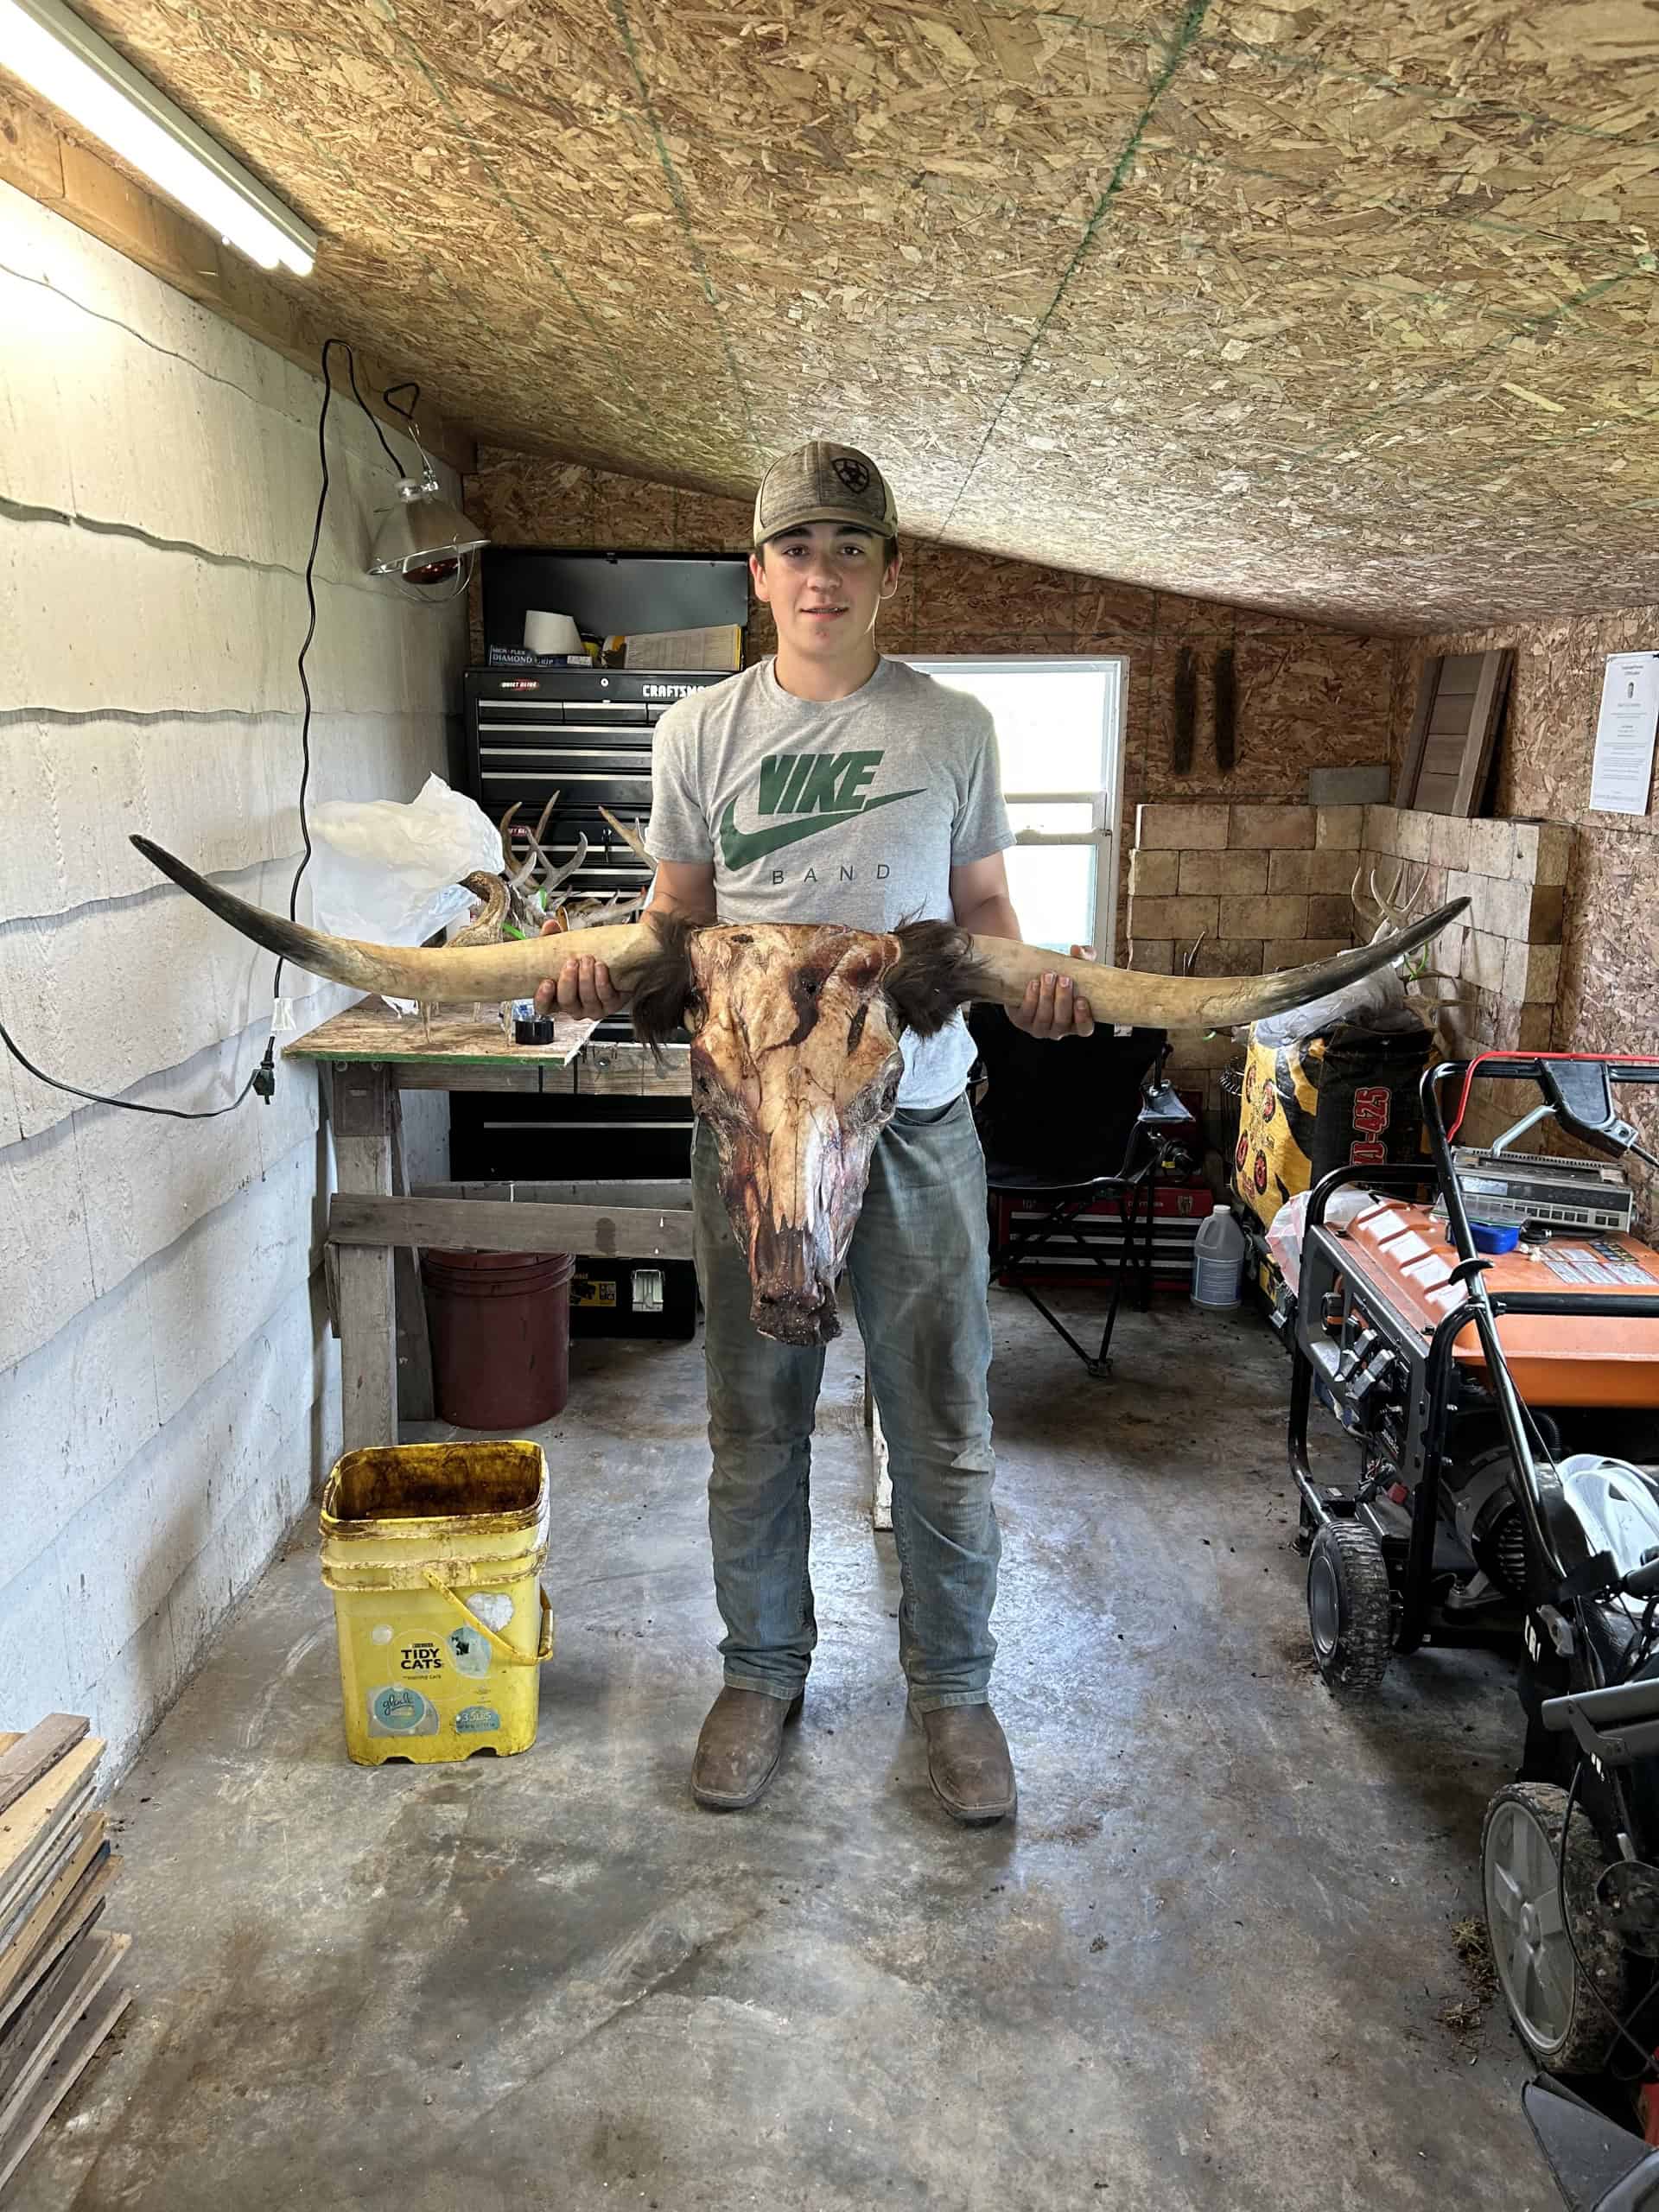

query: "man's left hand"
xmin=1007 ymin=945 xmax=1096 ymax=1039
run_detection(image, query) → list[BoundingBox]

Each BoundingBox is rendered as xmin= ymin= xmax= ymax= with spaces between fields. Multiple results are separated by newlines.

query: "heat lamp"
xmin=367 ymin=457 xmax=489 ymax=597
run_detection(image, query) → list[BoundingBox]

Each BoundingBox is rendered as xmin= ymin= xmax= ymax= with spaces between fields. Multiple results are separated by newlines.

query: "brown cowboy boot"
xmin=690 ymin=1687 xmax=804 ymax=1809
xmin=912 ymin=1701 xmax=1017 ymax=1825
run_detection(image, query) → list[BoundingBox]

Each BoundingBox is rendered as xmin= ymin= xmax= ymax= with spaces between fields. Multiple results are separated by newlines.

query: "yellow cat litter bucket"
xmin=319 ymin=1440 xmax=552 ymax=1766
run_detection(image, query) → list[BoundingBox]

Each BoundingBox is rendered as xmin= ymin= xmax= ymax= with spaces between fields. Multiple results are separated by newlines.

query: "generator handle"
xmin=1425 ymin=1052 xmax=1659 ymax=1149
xmin=1419 ymin=1061 xmax=1586 ymax=1591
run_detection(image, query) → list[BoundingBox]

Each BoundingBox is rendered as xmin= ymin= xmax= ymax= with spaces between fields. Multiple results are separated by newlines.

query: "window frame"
xmin=900 ymin=654 xmax=1128 ymax=963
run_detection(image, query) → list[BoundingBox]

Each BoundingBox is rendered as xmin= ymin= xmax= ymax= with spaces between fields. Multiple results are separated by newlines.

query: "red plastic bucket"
xmin=420 ymin=1250 xmax=574 ymax=1430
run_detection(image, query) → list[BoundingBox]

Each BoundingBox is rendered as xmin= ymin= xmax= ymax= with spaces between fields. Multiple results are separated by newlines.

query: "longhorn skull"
xmin=129 ymin=836 xmax=1466 ymax=1345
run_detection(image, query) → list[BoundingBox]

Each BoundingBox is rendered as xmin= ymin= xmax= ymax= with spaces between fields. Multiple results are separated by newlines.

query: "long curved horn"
xmin=130 ymin=837 xmax=656 ymax=1001
xmin=965 ymin=898 xmax=1468 ymax=1032
xmin=133 ymin=836 xmax=1466 ymax=1033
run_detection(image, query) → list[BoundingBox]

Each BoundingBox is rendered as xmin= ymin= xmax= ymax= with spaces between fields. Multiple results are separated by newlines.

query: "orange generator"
xmin=1288 ymin=1052 xmax=1659 ymax=1698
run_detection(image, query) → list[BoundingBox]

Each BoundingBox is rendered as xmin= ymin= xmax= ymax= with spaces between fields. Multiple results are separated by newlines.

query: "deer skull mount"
xmin=127 ymin=835 xmax=1468 ymax=1348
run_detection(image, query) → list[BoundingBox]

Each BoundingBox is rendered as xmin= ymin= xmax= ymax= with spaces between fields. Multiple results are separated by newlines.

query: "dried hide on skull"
xmin=629 ymin=918 xmax=983 ymax=1346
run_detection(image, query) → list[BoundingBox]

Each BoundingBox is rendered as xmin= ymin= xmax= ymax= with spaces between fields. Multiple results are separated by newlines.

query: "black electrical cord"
xmin=270 ymin=335 xmax=409 ymax=1002
xmin=381 ymin=380 xmax=421 ymax=436
xmin=0 ymin=1014 xmax=267 ymax=1121
xmin=1 ymin=334 xmax=406 ymax=1120
xmin=350 ymin=353 xmax=405 ymax=473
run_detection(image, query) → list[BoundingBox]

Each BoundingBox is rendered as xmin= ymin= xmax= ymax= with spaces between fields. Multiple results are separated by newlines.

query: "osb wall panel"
xmin=29 ymin=0 xmax=1659 ymax=632
xmin=1391 ymin=616 xmax=1659 ymax=1218
xmin=469 ymin=450 xmax=1397 ymax=820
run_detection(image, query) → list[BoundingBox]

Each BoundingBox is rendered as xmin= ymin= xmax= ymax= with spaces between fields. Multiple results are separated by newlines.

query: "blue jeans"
xmin=692 ymin=1094 xmax=1000 ymax=1713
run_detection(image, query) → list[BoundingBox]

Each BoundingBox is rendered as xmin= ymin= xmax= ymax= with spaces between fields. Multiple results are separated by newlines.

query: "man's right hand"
xmin=532 ymin=919 xmax=627 ymax=1019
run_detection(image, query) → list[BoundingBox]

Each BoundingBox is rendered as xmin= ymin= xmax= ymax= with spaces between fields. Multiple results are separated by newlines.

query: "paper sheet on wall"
xmin=1590 ymin=651 xmax=1659 ymax=815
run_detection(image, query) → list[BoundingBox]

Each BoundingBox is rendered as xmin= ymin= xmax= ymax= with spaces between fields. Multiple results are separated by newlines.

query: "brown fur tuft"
xmin=625 ymin=912 xmax=702 ymax=1049
xmin=885 ymin=921 xmax=991 ymax=1038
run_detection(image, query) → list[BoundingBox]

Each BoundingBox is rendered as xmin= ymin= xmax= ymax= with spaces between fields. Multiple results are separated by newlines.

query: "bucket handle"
xmin=422 ymin=1573 xmax=553 ymax=1666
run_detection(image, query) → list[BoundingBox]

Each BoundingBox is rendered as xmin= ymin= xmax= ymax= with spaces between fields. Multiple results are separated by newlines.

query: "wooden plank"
xmin=421 ymin=1180 xmax=694 ymax=1211
xmin=330 ymin=1195 xmax=695 ymax=1262
xmin=0 ymin=1848 xmax=118 ymax=2032
xmin=1452 ymin=650 xmax=1514 ymax=817
xmin=1437 ymin=652 xmax=1487 ymax=695
xmin=577 ymin=1044 xmax=691 ymax=1097
xmin=0 ymin=1787 xmax=96 ymax=1944
xmin=389 ymin=1093 xmax=435 ymax=1427
xmin=0 ymin=1929 xmax=130 ymax=2135
xmin=0 ymin=1742 xmax=102 ymax=1891
xmin=287 ymin=1002 xmax=589 ymax=1069
xmin=1427 ymin=692 xmax=1472 ymax=737
xmin=1392 ymin=655 xmax=1440 ymax=810
xmin=0 ymin=1980 xmax=130 ymax=2196
xmin=330 ymin=1066 xmax=397 ymax=1455
xmin=1398 ymin=649 xmax=1512 ymax=817
xmin=0 ymin=1815 xmax=104 ymax=1990
xmin=392 ymin=1062 xmax=569 ymax=1094
xmin=0 ymin=1721 xmax=88 ymax=1824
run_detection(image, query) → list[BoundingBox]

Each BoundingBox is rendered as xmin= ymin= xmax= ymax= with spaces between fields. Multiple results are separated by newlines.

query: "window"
xmin=903 ymin=658 xmax=1126 ymax=958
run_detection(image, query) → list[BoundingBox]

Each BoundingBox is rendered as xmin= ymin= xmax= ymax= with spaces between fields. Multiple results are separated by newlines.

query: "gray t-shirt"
xmin=646 ymin=656 xmax=1013 ymax=1109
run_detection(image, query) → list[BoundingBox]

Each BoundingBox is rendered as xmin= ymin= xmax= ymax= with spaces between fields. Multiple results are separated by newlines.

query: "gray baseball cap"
xmin=752 ymin=441 xmax=898 ymax=547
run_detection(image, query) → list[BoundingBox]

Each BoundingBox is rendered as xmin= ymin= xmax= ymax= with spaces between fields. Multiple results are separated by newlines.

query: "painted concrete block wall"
xmin=0 ymin=182 xmax=466 ymax=1771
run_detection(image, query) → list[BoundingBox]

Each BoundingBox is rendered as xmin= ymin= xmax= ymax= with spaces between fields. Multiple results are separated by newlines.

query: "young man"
xmin=537 ymin=442 xmax=1092 ymax=1825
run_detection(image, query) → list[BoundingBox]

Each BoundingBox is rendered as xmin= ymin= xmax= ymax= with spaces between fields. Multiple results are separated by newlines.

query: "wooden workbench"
xmin=287 ymin=1001 xmax=693 ymax=1452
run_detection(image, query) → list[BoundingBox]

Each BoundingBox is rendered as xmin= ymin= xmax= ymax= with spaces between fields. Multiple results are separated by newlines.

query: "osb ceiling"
xmin=23 ymin=0 xmax=1659 ymax=629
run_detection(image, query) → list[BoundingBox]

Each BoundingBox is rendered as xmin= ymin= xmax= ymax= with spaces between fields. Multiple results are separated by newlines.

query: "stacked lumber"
xmin=0 ymin=1718 xmax=130 ymax=2194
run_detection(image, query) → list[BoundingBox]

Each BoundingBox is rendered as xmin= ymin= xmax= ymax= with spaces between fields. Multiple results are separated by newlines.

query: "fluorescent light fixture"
xmin=0 ymin=0 xmax=318 ymax=275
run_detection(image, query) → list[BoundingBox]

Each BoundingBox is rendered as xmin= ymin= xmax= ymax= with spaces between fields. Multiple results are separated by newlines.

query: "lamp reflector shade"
xmin=368 ymin=480 xmax=491 ymax=580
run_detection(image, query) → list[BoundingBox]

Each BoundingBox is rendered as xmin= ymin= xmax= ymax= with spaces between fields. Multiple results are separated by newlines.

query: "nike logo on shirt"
xmin=717 ymin=786 xmax=923 ymax=869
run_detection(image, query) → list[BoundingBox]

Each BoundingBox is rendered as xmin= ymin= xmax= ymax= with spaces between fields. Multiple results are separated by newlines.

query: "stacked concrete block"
xmin=1129 ymin=802 xmax=1364 ymax=1123
xmin=0 ymin=188 xmax=461 ymax=1775
xmin=1362 ymin=806 xmax=1573 ymax=1148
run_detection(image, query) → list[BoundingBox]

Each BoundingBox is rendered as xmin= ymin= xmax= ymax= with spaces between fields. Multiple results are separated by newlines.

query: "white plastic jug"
xmin=1191 ymin=1208 xmax=1247 ymax=1310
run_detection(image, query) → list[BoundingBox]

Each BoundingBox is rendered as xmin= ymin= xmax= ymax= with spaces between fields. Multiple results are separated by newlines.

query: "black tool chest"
xmin=464 ymin=664 xmax=729 ymax=895
xmin=456 ymin=664 xmax=730 ymax=1335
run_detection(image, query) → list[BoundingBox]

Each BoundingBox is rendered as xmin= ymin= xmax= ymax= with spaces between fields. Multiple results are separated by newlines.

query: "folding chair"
xmin=968 ymin=1009 xmax=1193 ymax=1378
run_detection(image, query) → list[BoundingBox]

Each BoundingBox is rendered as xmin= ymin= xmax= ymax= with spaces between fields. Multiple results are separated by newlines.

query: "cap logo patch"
xmin=832 ymin=456 xmax=872 ymax=494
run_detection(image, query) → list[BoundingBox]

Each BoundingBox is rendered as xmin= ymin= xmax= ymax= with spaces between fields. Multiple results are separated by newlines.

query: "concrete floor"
xmin=17 ymin=1291 xmax=1550 ymax=2211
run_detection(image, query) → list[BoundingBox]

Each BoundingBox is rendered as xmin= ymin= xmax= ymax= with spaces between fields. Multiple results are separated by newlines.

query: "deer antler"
xmin=1369 ymin=860 xmax=1427 ymax=926
xmin=600 ymin=806 xmax=655 ymax=868
xmin=500 ymin=796 xmax=560 ymax=895
xmin=1351 ymin=862 xmax=1382 ymax=933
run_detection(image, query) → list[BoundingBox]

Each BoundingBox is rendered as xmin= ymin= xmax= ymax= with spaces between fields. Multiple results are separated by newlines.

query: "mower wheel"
xmin=1306 ymin=1520 xmax=1392 ymax=1695
xmin=1482 ymin=1783 xmax=1630 ymax=2075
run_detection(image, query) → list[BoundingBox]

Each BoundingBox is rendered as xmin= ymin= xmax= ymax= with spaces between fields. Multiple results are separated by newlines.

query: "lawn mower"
xmin=1287 ymin=1052 xmax=1659 ymax=2167
xmin=1525 ymin=2076 xmax=1659 ymax=2209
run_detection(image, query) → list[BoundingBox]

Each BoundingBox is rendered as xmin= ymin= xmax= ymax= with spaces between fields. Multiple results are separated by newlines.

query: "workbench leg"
xmin=389 ymin=1091 xmax=435 ymax=1425
xmin=332 ymin=1064 xmax=397 ymax=1454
